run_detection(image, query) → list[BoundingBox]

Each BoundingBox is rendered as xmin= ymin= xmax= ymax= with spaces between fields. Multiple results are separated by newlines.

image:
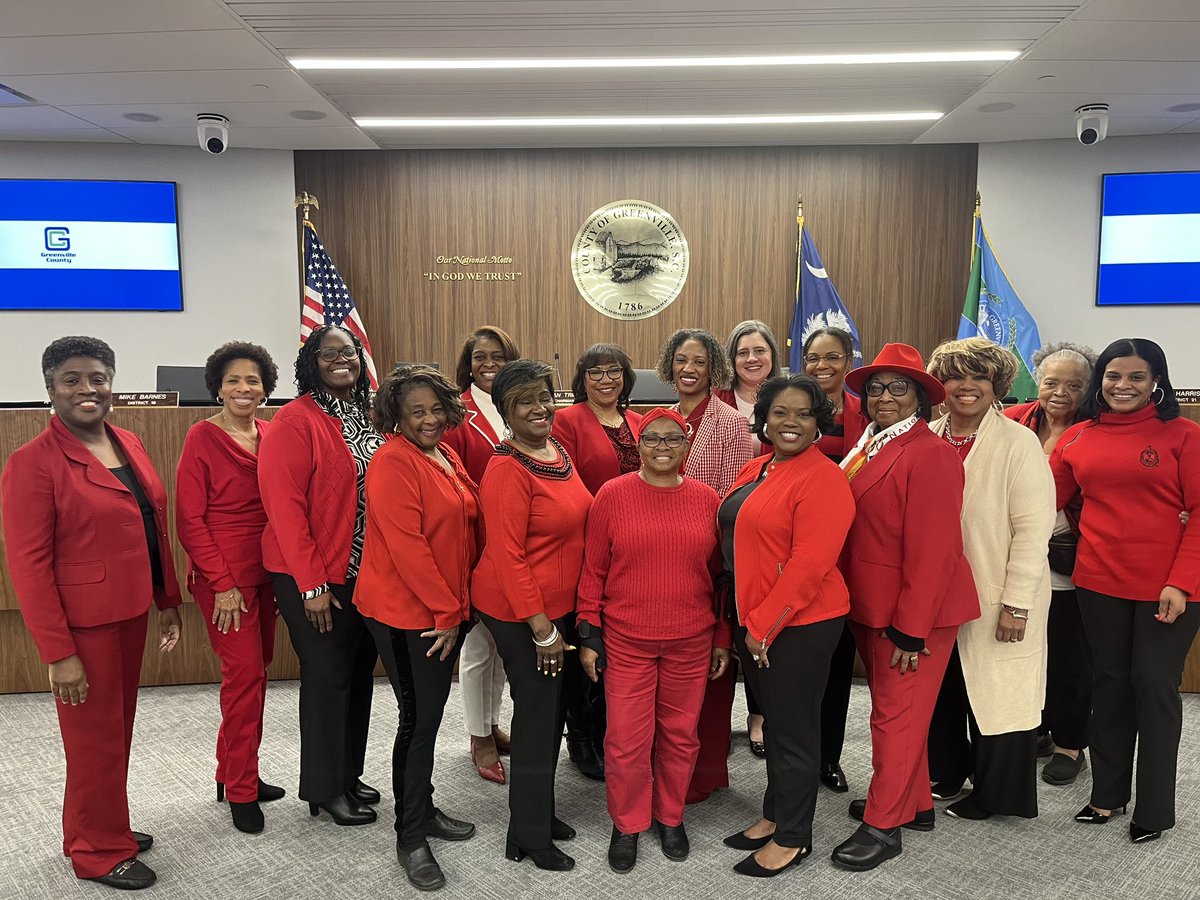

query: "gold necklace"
xmin=220 ymin=408 xmax=257 ymax=443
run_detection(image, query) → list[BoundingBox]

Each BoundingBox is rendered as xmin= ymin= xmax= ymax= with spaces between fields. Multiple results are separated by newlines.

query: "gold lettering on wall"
xmin=423 ymin=254 xmax=521 ymax=282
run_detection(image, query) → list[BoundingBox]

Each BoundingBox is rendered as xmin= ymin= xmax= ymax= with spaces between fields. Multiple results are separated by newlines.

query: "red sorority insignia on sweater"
xmin=1140 ymin=445 xmax=1160 ymax=467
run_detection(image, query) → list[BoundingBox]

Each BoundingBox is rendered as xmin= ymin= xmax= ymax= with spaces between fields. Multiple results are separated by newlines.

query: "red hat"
xmin=845 ymin=342 xmax=946 ymax=405
xmin=639 ymin=406 xmax=689 ymax=435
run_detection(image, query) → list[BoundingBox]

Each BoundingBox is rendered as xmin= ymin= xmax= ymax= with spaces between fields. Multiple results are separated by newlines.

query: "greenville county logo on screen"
xmin=571 ymin=200 xmax=689 ymax=321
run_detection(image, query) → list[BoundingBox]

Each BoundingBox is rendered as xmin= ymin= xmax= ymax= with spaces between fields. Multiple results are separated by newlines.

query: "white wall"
xmin=977 ymin=133 xmax=1200 ymax=387
xmin=0 ymin=142 xmax=298 ymax=402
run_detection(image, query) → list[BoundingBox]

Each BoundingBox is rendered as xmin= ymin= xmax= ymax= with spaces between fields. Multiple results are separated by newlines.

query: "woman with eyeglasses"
xmin=576 ymin=408 xmax=727 ymax=873
xmin=715 ymin=320 xmax=782 ymax=457
xmin=258 ymin=324 xmax=382 ymax=826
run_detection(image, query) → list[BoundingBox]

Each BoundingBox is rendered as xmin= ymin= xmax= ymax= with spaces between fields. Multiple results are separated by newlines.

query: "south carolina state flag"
xmin=786 ymin=209 xmax=862 ymax=372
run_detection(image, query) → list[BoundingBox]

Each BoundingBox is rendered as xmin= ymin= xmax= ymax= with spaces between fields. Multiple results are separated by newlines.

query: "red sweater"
xmin=176 ymin=419 xmax=270 ymax=593
xmin=1051 ymin=403 xmax=1200 ymax=601
xmin=551 ymin=402 xmax=644 ymax=496
xmin=471 ymin=451 xmax=593 ymax=622
xmin=577 ymin=472 xmax=725 ymax=642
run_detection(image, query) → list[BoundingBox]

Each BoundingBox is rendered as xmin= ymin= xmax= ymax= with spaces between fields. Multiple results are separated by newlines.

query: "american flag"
xmin=300 ymin=221 xmax=379 ymax=389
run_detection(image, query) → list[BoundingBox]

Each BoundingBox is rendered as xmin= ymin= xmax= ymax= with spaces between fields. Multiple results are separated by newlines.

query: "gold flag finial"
xmin=974 ymin=190 xmax=982 ymax=217
xmin=294 ymin=191 xmax=320 ymax=222
xmin=796 ymin=194 xmax=804 ymax=226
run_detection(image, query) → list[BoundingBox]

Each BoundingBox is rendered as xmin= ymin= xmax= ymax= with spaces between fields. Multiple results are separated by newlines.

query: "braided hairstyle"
xmin=295 ymin=324 xmax=372 ymax=414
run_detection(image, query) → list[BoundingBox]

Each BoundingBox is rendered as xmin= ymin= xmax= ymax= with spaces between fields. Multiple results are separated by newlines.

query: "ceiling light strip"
xmin=355 ymin=112 xmax=943 ymax=128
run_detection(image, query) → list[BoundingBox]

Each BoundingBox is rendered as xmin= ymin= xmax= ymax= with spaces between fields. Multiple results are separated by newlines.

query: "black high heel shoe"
xmin=733 ymin=846 xmax=810 ymax=877
xmin=230 ymin=800 xmax=264 ymax=834
xmin=820 ymin=763 xmax=849 ymax=793
xmin=351 ymin=779 xmax=381 ymax=805
xmin=551 ymin=817 xmax=577 ymax=841
xmin=723 ymin=828 xmax=773 ymax=850
xmin=1130 ymin=822 xmax=1162 ymax=844
xmin=309 ymin=793 xmax=376 ymax=826
xmin=505 ymin=840 xmax=575 ymax=870
xmin=1074 ymin=803 xmax=1126 ymax=824
xmin=217 ymin=779 xmax=286 ymax=803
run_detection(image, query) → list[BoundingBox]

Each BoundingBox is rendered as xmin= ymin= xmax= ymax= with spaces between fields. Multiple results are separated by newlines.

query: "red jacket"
xmin=1 ymin=416 xmax=181 ymax=664
xmin=675 ymin=392 xmax=753 ymax=498
xmin=441 ymin=390 xmax=501 ymax=486
xmin=727 ymin=447 xmax=856 ymax=644
xmin=840 ymin=421 xmax=979 ymax=637
xmin=551 ymin=402 xmax=644 ymax=496
xmin=355 ymin=438 xmax=480 ymax=630
xmin=258 ymin=394 xmax=357 ymax=592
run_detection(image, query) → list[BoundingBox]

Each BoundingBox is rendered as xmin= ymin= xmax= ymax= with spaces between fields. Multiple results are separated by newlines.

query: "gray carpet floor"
xmin=2 ymin=679 xmax=1198 ymax=900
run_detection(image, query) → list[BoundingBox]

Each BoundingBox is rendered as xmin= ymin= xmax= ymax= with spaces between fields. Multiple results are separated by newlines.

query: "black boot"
xmin=608 ymin=826 xmax=639 ymax=873
xmin=567 ymin=733 xmax=605 ymax=781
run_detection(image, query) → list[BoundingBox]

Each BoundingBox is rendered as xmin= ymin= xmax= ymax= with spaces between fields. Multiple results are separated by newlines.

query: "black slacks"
xmin=734 ymin=617 xmax=842 ymax=849
xmin=479 ymin=610 xmax=567 ymax=850
xmin=273 ymin=575 xmax=376 ymax=803
xmin=1077 ymin=589 xmax=1200 ymax=831
xmin=819 ymin=621 xmax=857 ymax=766
xmin=561 ymin=614 xmax=606 ymax=753
xmin=1043 ymin=588 xmax=1093 ymax=750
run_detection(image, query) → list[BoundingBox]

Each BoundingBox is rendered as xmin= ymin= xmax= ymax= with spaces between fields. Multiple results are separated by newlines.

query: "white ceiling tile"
xmin=0 ymin=31 xmax=285 ymax=77
xmin=2 ymin=69 xmax=327 ymax=106
xmin=0 ymin=105 xmax=94 ymax=128
xmin=106 ymin=124 xmax=378 ymax=150
xmin=0 ymin=128 xmax=132 ymax=142
xmin=1024 ymin=20 xmax=1200 ymax=62
xmin=57 ymin=99 xmax=352 ymax=130
xmin=1074 ymin=0 xmax=1200 ymax=21
xmin=3 ymin=0 xmax=240 ymax=37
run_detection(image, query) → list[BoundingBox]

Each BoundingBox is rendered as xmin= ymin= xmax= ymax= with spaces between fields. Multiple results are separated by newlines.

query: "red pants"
xmin=604 ymin=627 xmax=713 ymax=832
xmin=685 ymin=665 xmax=733 ymax=804
xmin=56 ymin=613 xmax=147 ymax=879
xmin=193 ymin=580 xmax=277 ymax=804
xmin=851 ymin=621 xmax=958 ymax=830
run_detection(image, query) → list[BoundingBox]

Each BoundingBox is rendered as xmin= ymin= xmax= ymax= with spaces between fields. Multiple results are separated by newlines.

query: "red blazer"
xmin=728 ymin=447 xmax=856 ymax=644
xmin=258 ymin=394 xmax=357 ymax=593
xmin=355 ymin=438 xmax=480 ymax=630
xmin=551 ymin=403 xmax=644 ymax=496
xmin=840 ymin=421 xmax=979 ymax=638
xmin=1 ymin=416 xmax=181 ymax=664
xmin=441 ymin=390 xmax=501 ymax=486
xmin=675 ymin=392 xmax=754 ymax=498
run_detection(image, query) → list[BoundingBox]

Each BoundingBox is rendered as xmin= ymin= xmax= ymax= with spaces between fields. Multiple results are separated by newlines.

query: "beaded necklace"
xmin=496 ymin=435 xmax=575 ymax=480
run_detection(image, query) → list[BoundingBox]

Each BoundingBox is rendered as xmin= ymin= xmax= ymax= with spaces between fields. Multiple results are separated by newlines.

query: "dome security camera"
xmin=1075 ymin=104 xmax=1109 ymax=146
xmin=197 ymin=113 xmax=230 ymax=154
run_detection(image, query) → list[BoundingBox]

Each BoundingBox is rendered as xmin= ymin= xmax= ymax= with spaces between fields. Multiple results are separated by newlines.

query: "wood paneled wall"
xmin=292 ymin=145 xmax=979 ymax=375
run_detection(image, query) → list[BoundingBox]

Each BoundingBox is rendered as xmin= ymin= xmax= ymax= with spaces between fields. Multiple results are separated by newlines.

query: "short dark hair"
xmin=655 ymin=328 xmax=732 ymax=390
xmin=42 ymin=336 xmax=115 ymax=389
xmin=295 ymin=324 xmax=372 ymax=415
xmin=570 ymin=343 xmax=636 ymax=411
xmin=751 ymin=374 xmax=836 ymax=442
xmin=491 ymin=359 xmax=555 ymax=426
xmin=860 ymin=378 xmax=934 ymax=423
xmin=373 ymin=365 xmax=465 ymax=434
xmin=455 ymin=325 xmax=521 ymax=393
xmin=726 ymin=320 xmax=781 ymax=388
xmin=203 ymin=342 xmax=278 ymax=402
xmin=1082 ymin=338 xmax=1179 ymax=421
xmin=802 ymin=326 xmax=855 ymax=357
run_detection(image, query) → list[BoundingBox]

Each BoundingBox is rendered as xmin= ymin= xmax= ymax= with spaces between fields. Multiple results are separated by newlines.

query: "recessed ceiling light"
xmin=977 ymin=102 xmax=1016 ymax=113
xmin=122 ymin=112 xmax=161 ymax=122
xmin=355 ymin=112 xmax=943 ymax=128
xmin=296 ymin=51 xmax=1019 ymax=71
xmin=1167 ymin=102 xmax=1200 ymax=113
xmin=289 ymin=110 xmax=328 ymax=120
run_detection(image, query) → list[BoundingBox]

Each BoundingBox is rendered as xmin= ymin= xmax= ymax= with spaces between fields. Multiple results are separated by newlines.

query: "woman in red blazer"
xmin=829 ymin=343 xmax=979 ymax=873
xmin=176 ymin=342 xmax=283 ymax=835
xmin=1 ymin=337 xmax=182 ymax=891
xmin=441 ymin=325 xmax=520 ymax=783
xmin=258 ymin=325 xmax=382 ymax=827
xmin=356 ymin=366 xmax=480 ymax=891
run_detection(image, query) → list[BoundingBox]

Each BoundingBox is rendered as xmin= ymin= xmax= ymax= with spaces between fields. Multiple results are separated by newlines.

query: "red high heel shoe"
xmin=471 ymin=735 xmax=506 ymax=784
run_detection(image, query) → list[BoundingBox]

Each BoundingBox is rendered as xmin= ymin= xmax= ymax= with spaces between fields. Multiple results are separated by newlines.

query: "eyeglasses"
xmin=803 ymin=352 xmax=848 ymax=366
xmin=317 ymin=346 xmax=358 ymax=362
xmin=585 ymin=367 xmax=623 ymax=382
xmin=864 ymin=379 xmax=913 ymax=398
xmin=639 ymin=433 xmax=686 ymax=449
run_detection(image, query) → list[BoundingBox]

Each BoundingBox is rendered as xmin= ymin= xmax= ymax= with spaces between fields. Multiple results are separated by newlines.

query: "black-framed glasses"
xmin=585 ymin=366 xmax=623 ymax=382
xmin=317 ymin=346 xmax=358 ymax=362
xmin=864 ymin=379 xmax=913 ymax=397
xmin=803 ymin=352 xmax=848 ymax=365
xmin=639 ymin=433 xmax=686 ymax=449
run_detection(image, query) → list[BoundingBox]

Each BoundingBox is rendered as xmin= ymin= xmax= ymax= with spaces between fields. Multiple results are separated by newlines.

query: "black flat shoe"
xmin=820 ymin=763 xmax=849 ymax=793
xmin=749 ymin=739 xmax=767 ymax=758
xmin=217 ymin=779 xmax=286 ymax=803
xmin=132 ymin=832 xmax=153 ymax=853
xmin=608 ymin=826 xmax=639 ymax=873
xmin=351 ymin=779 xmax=381 ymax=805
xmin=655 ymin=820 xmax=689 ymax=861
xmin=230 ymin=800 xmax=264 ymax=834
xmin=88 ymin=858 xmax=156 ymax=890
xmin=945 ymin=795 xmax=992 ymax=821
xmin=830 ymin=824 xmax=902 ymax=872
xmin=1036 ymin=732 xmax=1055 ymax=758
xmin=733 ymin=846 xmax=809 ymax=877
xmin=397 ymin=841 xmax=445 ymax=891
xmin=1042 ymin=751 xmax=1088 ymax=786
xmin=1075 ymin=803 xmax=1126 ymax=824
xmin=551 ymin=817 xmax=577 ymax=841
xmin=505 ymin=840 xmax=575 ymax=871
xmin=567 ymin=737 xmax=605 ymax=781
xmin=930 ymin=779 xmax=966 ymax=801
xmin=309 ymin=793 xmax=376 ymax=826
xmin=1130 ymin=822 xmax=1162 ymax=844
xmin=423 ymin=809 xmax=475 ymax=841
xmin=849 ymin=799 xmax=934 ymax=832
xmin=723 ymin=828 xmax=773 ymax=850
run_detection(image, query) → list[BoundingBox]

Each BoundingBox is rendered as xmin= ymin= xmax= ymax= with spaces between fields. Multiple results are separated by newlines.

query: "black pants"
xmin=364 ymin=616 xmax=463 ymax=850
xmin=561 ymin=614 xmax=606 ymax=754
xmin=819 ymin=621 xmax=857 ymax=766
xmin=479 ymin=610 xmax=567 ymax=850
xmin=927 ymin=642 xmax=1038 ymax=817
xmin=734 ymin=617 xmax=842 ymax=849
xmin=1043 ymin=588 xmax=1092 ymax=750
xmin=273 ymin=575 xmax=376 ymax=803
xmin=1077 ymin=589 xmax=1200 ymax=831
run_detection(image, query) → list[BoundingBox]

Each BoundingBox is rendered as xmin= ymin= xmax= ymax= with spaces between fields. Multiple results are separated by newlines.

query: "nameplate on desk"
xmin=1177 ymin=388 xmax=1200 ymax=403
xmin=113 ymin=392 xmax=179 ymax=408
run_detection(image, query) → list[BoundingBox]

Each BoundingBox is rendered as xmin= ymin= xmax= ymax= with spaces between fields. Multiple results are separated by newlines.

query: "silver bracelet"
xmin=1002 ymin=604 xmax=1029 ymax=621
xmin=532 ymin=625 xmax=560 ymax=647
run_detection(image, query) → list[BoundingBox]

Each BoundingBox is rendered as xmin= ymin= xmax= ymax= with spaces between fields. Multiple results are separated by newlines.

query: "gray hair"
xmin=725 ymin=320 xmax=781 ymax=387
xmin=1032 ymin=342 xmax=1096 ymax=384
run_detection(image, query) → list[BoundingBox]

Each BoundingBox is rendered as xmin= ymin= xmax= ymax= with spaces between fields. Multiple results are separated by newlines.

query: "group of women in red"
xmin=3 ymin=323 xmax=1197 ymax=891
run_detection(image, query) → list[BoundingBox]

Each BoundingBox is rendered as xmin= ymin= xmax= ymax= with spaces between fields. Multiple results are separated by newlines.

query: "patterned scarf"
xmin=839 ymin=414 xmax=919 ymax=482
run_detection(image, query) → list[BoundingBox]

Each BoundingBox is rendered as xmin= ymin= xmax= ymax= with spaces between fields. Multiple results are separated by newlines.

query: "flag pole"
xmin=793 ymin=195 xmax=804 ymax=321
xmin=293 ymin=192 xmax=320 ymax=338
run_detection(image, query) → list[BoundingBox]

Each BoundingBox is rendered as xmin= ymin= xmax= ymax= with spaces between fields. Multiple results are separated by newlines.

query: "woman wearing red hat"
xmin=576 ymin=406 xmax=728 ymax=874
xmin=829 ymin=343 xmax=979 ymax=873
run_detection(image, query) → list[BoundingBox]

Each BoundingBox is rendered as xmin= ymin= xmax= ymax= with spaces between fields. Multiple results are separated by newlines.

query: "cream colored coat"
xmin=931 ymin=409 xmax=1055 ymax=735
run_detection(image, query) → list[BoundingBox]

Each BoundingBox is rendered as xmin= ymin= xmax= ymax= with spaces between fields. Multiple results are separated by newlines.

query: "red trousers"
xmin=851 ymin=621 xmax=958 ymax=830
xmin=56 ymin=613 xmax=147 ymax=879
xmin=603 ymin=627 xmax=713 ymax=832
xmin=685 ymin=665 xmax=733 ymax=804
xmin=192 ymin=580 xmax=277 ymax=803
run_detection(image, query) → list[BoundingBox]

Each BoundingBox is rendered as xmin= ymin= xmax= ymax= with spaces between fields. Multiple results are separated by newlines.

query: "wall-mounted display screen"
xmin=0 ymin=179 xmax=182 ymax=311
xmin=1097 ymin=171 xmax=1200 ymax=306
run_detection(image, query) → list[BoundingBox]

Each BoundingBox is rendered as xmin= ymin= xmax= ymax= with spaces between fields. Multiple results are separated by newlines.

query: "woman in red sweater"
xmin=719 ymin=374 xmax=855 ymax=878
xmin=577 ymin=407 xmax=728 ymax=873
xmin=356 ymin=366 xmax=479 ymax=891
xmin=471 ymin=360 xmax=593 ymax=872
xmin=176 ymin=342 xmax=283 ymax=835
xmin=1050 ymin=338 xmax=1200 ymax=844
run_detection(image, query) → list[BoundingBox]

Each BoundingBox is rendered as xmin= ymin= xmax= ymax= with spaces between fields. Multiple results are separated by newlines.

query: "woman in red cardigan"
xmin=176 ymin=342 xmax=283 ymax=835
xmin=719 ymin=374 xmax=855 ymax=878
xmin=1050 ymin=338 xmax=1200 ymax=844
xmin=356 ymin=366 xmax=479 ymax=891
xmin=1 ymin=337 xmax=182 ymax=891
xmin=471 ymin=360 xmax=593 ymax=872
xmin=829 ymin=343 xmax=979 ymax=873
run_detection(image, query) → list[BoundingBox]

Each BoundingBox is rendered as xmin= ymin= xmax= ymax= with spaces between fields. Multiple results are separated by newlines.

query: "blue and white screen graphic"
xmin=1097 ymin=172 xmax=1200 ymax=306
xmin=0 ymin=180 xmax=182 ymax=311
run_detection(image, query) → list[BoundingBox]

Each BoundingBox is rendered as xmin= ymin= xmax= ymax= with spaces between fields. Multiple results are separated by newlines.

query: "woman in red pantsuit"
xmin=1 ymin=337 xmax=182 ymax=891
xmin=829 ymin=344 xmax=979 ymax=873
xmin=176 ymin=342 xmax=283 ymax=834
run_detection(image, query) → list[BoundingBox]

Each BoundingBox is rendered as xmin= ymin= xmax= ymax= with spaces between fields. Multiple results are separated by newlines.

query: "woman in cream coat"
xmin=925 ymin=338 xmax=1055 ymax=820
